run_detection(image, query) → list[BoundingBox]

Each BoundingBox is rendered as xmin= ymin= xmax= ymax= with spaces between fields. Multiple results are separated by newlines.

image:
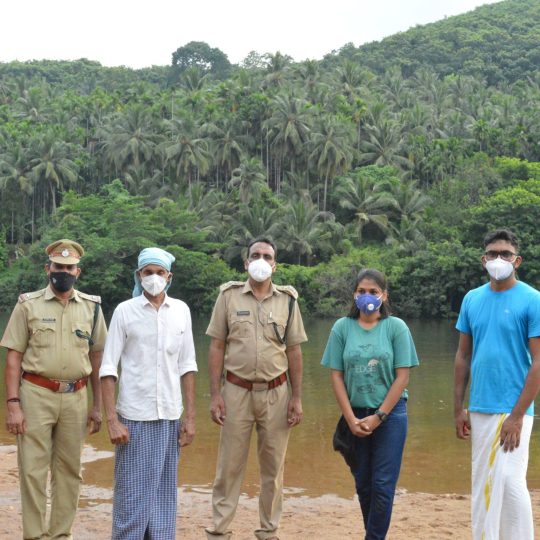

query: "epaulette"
xmin=77 ymin=291 xmax=102 ymax=304
xmin=219 ymin=281 xmax=245 ymax=292
xmin=18 ymin=290 xmax=45 ymax=303
xmin=274 ymin=284 xmax=298 ymax=299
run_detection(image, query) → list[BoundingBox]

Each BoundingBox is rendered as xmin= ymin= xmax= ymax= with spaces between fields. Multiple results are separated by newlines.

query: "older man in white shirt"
xmin=100 ymin=247 xmax=197 ymax=540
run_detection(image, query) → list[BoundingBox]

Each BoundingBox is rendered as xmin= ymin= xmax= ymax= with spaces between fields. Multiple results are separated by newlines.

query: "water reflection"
xmin=1 ymin=314 xmax=539 ymax=497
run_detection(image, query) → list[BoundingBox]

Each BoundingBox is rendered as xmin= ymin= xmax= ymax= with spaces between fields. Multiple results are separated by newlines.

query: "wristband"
xmin=7 ymin=398 xmax=21 ymax=403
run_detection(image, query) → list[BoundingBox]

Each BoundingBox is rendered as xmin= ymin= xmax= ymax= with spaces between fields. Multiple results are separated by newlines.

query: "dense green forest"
xmin=1 ymin=0 xmax=539 ymax=318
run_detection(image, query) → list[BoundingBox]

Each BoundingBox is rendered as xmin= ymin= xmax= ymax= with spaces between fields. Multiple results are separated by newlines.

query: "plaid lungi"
xmin=112 ymin=416 xmax=180 ymax=540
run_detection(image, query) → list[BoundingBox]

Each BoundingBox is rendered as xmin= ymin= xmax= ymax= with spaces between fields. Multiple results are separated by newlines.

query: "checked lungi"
xmin=112 ymin=416 xmax=180 ymax=540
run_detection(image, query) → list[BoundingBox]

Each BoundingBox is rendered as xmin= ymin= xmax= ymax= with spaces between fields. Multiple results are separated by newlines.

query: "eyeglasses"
xmin=484 ymin=250 xmax=518 ymax=261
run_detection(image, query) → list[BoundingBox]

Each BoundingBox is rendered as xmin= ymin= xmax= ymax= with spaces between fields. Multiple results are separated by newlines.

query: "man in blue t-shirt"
xmin=454 ymin=228 xmax=540 ymax=540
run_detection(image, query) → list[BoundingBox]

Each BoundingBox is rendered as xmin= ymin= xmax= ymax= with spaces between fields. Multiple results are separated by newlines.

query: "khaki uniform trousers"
xmin=18 ymin=378 xmax=88 ymax=540
xmin=206 ymin=380 xmax=291 ymax=540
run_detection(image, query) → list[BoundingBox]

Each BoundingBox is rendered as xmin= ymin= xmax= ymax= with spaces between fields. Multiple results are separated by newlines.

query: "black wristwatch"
xmin=375 ymin=409 xmax=388 ymax=422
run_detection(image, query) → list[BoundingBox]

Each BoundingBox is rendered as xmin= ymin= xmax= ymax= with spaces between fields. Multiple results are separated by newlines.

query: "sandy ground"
xmin=1 ymin=445 xmax=539 ymax=539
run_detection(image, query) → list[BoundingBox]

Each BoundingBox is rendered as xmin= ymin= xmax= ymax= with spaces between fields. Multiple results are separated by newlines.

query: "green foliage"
xmin=323 ymin=0 xmax=540 ymax=85
xmin=390 ymin=242 xmax=484 ymax=318
xmin=0 ymin=228 xmax=7 ymax=271
xmin=2 ymin=1 xmax=540 ymax=319
xmin=166 ymin=246 xmax=239 ymax=314
xmin=463 ymin=180 xmax=540 ymax=285
xmin=171 ymin=41 xmax=231 ymax=78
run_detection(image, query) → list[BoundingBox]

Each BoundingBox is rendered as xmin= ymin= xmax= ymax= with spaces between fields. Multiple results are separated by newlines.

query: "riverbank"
xmin=1 ymin=444 xmax=539 ymax=539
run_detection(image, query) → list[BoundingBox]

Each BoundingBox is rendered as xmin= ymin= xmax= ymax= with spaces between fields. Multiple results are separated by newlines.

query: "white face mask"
xmin=248 ymin=259 xmax=273 ymax=282
xmin=141 ymin=274 xmax=168 ymax=296
xmin=485 ymin=258 xmax=514 ymax=281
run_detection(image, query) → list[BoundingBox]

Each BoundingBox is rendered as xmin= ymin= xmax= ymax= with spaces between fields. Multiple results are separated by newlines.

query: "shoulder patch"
xmin=18 ymin=290 xmax=45 ymax=303
xmin=219 ymin=281 xmax=245 ymax=292
xmin=275 ymin=284 xmax=298 ymax=299
xmin=77 ymin=291 xmax=102 ymax=304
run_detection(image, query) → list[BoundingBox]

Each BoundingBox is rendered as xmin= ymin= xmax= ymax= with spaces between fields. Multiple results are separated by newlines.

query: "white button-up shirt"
xmin=99 ymin=294 xmax=197 ymax=421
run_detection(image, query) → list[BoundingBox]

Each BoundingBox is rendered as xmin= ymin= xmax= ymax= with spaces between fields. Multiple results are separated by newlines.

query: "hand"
xmin=107 ymin=418 xmax=130 ymax=445
xmin=210 ymin=394 xmax=226 ymax=426
xmin=348 ymin=416 xmax=373 ymax=438
xmin=179 ymin=417 xmax=195 ymax=447
xmin=360 ymin=414 xmax=382 ymax=433
xmin=6 ymin=402 xmax=26 ymax=436
xmin=287 ymin=396 xmax=303 ymax=427
xmin=455 ymin=409 xmax=471 ymax=440
xmin=500 ymin=414 xmax=523 ymax=452
xmin=87 ymin=407 xmax=102 ymax=435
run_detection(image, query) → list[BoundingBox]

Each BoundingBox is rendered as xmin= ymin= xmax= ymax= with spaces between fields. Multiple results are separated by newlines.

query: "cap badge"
xmin=61 ymin=249 xmax=69 ymax=257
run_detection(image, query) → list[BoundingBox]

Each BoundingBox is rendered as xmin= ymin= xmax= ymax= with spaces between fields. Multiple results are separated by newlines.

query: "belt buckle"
xmin=57 ymin=381 xmax=75 ymax=393
xmin=251 ymin=382 xmax=268 ymax=392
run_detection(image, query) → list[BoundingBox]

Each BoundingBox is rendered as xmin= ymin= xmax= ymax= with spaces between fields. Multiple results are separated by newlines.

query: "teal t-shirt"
xmin=321 ymin=316 xmax=419 ymax=408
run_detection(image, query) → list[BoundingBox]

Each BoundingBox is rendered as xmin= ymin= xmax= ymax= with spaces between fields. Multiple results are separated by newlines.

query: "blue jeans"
xmin=351 ymin=398 xmax=408 ymax=540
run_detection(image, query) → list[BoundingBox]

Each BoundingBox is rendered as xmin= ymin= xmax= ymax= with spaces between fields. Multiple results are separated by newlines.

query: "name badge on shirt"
xmin=237 ymin=310 xmax=250 ymax=316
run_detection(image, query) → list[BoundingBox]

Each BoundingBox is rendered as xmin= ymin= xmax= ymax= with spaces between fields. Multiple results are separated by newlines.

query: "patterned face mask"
xmin=49 ymin=272 xmax=77 ymax=293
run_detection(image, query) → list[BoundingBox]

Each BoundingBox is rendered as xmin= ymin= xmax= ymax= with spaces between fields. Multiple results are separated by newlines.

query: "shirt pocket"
xmin=264 ymin=315 xmax=287 ymax=344
xmin=31 ymin=323 xmax=56 ymax=349
xmin=229 ymin=317 xmax=253 ymax=340
xmin=166 ymin=327 xmax=184 ymax=356
xmin=72 ymin=322 xmax=92 ymax=351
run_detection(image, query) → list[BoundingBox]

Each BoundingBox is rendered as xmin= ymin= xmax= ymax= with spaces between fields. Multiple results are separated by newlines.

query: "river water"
xmin=1 ymin=314 xmax=539 ymax=498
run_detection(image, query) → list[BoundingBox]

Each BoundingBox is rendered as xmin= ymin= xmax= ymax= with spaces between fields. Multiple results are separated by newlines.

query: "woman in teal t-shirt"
xmin=321 ymin=268 xmax=419 ymax=540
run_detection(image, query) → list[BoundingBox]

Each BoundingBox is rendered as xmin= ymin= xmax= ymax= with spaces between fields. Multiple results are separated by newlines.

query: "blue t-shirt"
xmin=321 ymin=316 xmax=419 ymax=408
xmin=456 ymin=281 xmax=540 ymax=416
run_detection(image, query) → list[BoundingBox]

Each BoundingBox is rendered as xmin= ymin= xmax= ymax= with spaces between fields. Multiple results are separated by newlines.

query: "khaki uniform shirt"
xmin=206 ymin=281 xmax=307 ymax=381
xmin=0 ymin=285 xmax=108 ymax=380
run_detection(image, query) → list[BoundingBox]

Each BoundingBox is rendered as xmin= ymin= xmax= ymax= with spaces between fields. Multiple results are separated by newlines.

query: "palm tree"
xmin=308 ymin=116 xmax=355 ymax=212
xmin=388 ymin=180 xmax=431 ymax=223
xmin=224 ymin=201 xmax=282 ymax=262
xmin=277 ymin=192 xmax=335 ymax=264
xmin=99 ymin=105 xmax=159 ymax=175
xmin=163 ymin=117 xmax=210 ymax=189
xmin=262 ymin=52 xmax=293 ymax=89
xmin=228 ymin=158 xmax=267 ymax=204
xmin=180 ymin=67 xmax=210 ymax=92
xmin=263 ymin=94 xmax=312 ymax=192
xmin=14 ymin=85 xmax=52 ymax=123
xmin=28 ymin=134 xmax=80 ymax=213
xmin=0 ymin=143 xmax=35 ymax=241
xmin=294 ymin=60 xmax=328 ymax=104
xmin=385 ymin=215 xmax=426 ymax=255
xmin=335 ymin=169 xmax=396 ymax=243
xmin=359 ymin=114 xmax=411 ymax=170
xmin=202 ymin=119 xmax=246 ymax=188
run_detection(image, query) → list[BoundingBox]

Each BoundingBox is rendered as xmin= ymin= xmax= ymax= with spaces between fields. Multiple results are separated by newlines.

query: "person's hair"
xmin=347 ymin=268 xmax=391 ymax=319
xmin=483 ymin=228 xmax=519 ymax=251
xmin=247 ymin=237 xmax=277 ymax=260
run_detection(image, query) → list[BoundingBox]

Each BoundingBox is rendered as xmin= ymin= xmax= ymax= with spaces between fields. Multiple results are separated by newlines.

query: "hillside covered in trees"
xmin=0 ymin=0 xmax=539 ymax=317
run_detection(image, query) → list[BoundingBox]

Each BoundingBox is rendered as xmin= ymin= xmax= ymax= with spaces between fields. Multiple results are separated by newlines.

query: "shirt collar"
xmin=139 ymin=293 xmax=171 ymax=307
xmin=242 ymin=280 xmax=279 ymax=297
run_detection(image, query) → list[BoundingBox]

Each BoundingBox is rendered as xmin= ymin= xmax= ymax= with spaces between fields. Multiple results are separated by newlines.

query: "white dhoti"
xmin=470 ymin=412 xmax=534 ymax=540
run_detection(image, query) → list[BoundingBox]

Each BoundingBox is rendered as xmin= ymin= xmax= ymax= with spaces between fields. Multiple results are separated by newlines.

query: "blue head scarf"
xmin=132 ymin=247 xmax=176 ymax=297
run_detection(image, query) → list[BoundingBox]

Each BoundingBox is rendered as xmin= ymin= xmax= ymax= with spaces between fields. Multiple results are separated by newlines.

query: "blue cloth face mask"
xmin=355 ymin=293 xmax=383 ymax=314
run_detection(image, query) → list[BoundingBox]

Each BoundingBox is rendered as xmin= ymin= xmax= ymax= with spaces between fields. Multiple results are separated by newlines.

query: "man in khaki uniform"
xmin=206 ymin=238 xmax=307 ymax=540
xmin=1 ymin=239 xmax=107 ymax=540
